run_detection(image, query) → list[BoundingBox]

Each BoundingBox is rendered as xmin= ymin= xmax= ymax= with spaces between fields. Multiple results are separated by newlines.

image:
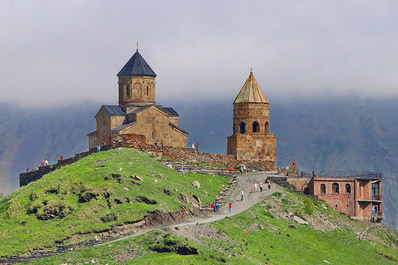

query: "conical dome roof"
xmin=233 ymin=72 xmax=269 ymax=104
xmin=117 ymin=50 xmax=157 ymax=77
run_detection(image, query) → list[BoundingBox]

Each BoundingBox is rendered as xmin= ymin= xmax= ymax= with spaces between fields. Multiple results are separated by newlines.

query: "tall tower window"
xmin=265 ymin=122 xmax=270 ymax=133
xmin=147 ymin=85 xmax=150 ymax=96
xmin=253 ymin=122 xmax=259 ymax=132
xmin=239 ymin=122 xmax=246 ymax=133
xmin=151 ymin=130 xmax=156 ymax=139
xmin=126 ymin=84 xmax=131 ymax=98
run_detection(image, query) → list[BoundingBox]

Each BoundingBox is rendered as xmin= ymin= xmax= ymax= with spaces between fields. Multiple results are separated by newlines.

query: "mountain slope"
xmin=20 ymin=187 xmax=398 ymax=265
xmin=0 ymin=148 xmax=229 ymax=257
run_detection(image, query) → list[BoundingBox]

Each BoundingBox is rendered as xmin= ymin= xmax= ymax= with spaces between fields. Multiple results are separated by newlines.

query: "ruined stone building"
xmin=88 ymin=49 xmax=188 ymax=148
xmin=227 ymin=71 xmax=277 ymax=169
xmin=288 ymin=172 xmax=383 ymax=222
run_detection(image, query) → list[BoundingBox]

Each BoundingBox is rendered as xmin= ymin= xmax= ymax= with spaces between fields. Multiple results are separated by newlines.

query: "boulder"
xmin=293 ymin=215 xmax=309 ymax=225
xmin=192 ymin=181 xmax=201 ymax=189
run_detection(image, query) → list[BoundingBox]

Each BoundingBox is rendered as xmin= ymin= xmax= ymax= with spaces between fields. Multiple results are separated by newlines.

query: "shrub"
xmin=272 ymin=192 xmax=282 ymax=198
xmin=303 ymin=197 xmax=315 ymax=215
xmin=101 ymin=213 xmax=118 ymax=222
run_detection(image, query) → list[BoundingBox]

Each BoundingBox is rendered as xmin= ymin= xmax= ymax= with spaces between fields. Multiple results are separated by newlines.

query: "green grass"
xmin=0 ymin=148 xmax=230 ymax=257
xmin=21 ymin=189 xmax=398 ymax=265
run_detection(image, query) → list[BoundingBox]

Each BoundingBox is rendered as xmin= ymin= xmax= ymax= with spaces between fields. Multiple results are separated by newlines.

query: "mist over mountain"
xmin=0 ymin=96 xmax=397 ymax=228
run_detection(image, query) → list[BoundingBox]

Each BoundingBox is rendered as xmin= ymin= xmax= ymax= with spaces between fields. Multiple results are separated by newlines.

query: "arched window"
xmin=265 ymin=122 xmax=270 ymax=133
xmin=332 ymin=183 xmax=339 ymax=194
xmin=320 ymin=184 xmax=326 ymax=194
xmin=147 ymin=85 xmax=150 ymax=96
xmin=335 ymin=204 xmax=338 ymax=209
xmin=126 ymin=84 xmax=131 ymax=98
xmin=253 ymin=121 xmax=259 ymax=132
xmin=239 ymin=122 xmax=246 ymax=133
xmin=345 ymin=184 xmax=351 ymax=194
xmin=151 ymin=130 xmax=156 ymax=139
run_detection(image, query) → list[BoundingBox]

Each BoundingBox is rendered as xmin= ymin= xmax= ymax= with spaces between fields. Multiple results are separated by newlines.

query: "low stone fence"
xmin=19 ymin=150 xmax=96 ymax=187
xmin=110 ymin=134 xmax=275 ymax=171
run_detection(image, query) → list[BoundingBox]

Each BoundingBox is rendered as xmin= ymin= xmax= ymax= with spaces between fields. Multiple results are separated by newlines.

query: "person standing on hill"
xmin=240 ymin=190 xmax=244 ymax=201
xmin=254 ymin=182 xmax=258 ymax=192
xmin=268 ymin=180 xmax=271 ymax=190
xmin=195 ymin=143 xmax=199 ymax=153
xmin=228 ymin=203 xmax=232 ymax=214
xmin=259 ymin=183 xmax=263 ymax=192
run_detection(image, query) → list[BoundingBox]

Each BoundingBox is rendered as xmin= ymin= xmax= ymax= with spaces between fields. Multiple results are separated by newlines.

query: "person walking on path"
xmin=228 ymin=203 xmax=232 ymax=214
xmin=268 ymin=181 xmax=271 ymax=190
xmin=240 ymin=190 xmax=244 ymax=201
xmin=254 ymin=182 xmax=258 ymax=192
xmin=259 ymin=183 xmax=263 ymax=192
xmin=215 ymin=202 xmax=220 ymax=212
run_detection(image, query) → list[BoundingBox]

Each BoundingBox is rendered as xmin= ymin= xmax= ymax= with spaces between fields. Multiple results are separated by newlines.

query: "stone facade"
xmin=88 ymin=50 xmax=188 ymax=149
xmin=118 ymin=75 xmax=156 ymax=106
xmin=227 ymin=72 xmax=276 ymax=169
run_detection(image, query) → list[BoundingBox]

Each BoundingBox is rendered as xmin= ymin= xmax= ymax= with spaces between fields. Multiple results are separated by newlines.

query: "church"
xmin=87 ymin=49 xmax=188 ymax=149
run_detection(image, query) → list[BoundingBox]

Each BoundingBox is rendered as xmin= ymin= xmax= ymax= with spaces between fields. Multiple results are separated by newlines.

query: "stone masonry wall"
xmin=110 ymin=134 xmax=275 ymax=171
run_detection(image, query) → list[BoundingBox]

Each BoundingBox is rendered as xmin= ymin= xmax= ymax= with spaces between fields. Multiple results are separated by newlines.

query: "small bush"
xmin=29 ymin=193 xmax=38 ymax=201
xmin=303 ymin=197 xmax=315 ymax=215
xmin=272 ymin=192 xmax=282 ymax=198
xmin=263 ymin=210 xmax=275 ymax=219
xmin=101 ymin=213 xmax=118 ymax=222
xmin=79 ymin=191 xmax=99 ymax=203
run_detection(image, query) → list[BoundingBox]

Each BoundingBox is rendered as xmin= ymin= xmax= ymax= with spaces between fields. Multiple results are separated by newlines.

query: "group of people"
xmin=240 ymin=180 xmax=272 ymax=201
xmin=26 ymin=155 xmax=65 ymax=172
xmin=209 ymin=201 xmax=233 ymax=214
xmin=191 ymin=142 xmax=199 ymax=153
xmin=252 ymin=180 xmax=271 ymax=192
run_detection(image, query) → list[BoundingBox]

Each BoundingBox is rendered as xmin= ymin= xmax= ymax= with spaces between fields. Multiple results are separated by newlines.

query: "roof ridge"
xmin=117 ymin=50 xmax=157 ymax=77
xmin=233 ymin=72 xmax=269 ymax=104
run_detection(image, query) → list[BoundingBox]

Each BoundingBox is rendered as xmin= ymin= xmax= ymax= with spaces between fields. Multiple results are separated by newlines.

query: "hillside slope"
xmin=1 ymin=97 xmax=398 ymax=228
xmin=21 ymin=188 xmax=398 ymax=265
xmin=0 ymin=148 xmax=230 ymax=257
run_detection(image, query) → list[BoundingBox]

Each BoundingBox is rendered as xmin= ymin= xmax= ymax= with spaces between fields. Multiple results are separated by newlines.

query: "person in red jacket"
xmin=228 ymin=203 xmax=232 ymax=214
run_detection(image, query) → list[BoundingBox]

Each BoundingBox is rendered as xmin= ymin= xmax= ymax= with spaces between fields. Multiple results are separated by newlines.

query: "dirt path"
xmin=104 ymin=172 xmax=280 ymax=245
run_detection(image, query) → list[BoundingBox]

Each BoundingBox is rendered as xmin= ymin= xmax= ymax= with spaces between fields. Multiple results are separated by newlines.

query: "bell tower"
xmin=117 ymin=48 xmax=157 ymax=107
xmin=227 ymin=71 xmax=276 ymax=169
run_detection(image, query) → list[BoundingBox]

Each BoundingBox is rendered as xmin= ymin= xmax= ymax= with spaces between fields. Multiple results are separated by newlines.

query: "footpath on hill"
xmin=104 ymin=172 xmax=280 ymax=245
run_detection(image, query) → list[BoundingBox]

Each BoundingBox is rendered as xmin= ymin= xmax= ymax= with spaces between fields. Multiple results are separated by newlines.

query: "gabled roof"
xmin=233 ymin=72 xmax=269 ymax=104
xmin=111 ymin=121 xmax=136 ymax=132
xmin=117 ymin=50 xmax=157 ymax=77
xmin=102 ymin=105 xmax=126 ymax=116
xmin=161 ymin=107 xmax=179 ymax=117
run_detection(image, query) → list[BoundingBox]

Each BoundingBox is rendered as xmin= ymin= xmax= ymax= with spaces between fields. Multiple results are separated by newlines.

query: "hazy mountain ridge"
xmin=0 ymin=97 xmax=397 ymax=228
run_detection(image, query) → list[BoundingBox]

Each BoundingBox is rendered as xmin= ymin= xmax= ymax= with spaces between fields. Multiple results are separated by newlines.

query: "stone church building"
xmin=88 ymin=49 xmax=188 ymax=149
xmin=227 ymin=71 xmax=276 ymax=167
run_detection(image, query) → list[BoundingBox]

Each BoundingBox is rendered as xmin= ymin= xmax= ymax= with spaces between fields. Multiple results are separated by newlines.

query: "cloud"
xmin=0 ymin=0 xmax=397 ymax=107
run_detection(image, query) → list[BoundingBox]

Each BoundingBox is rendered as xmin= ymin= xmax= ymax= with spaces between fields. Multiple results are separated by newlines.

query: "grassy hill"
xmin=20 ymin=188 xmax=398 ymax=265
xmin=0 ymin=148 xmax=230 ymax=257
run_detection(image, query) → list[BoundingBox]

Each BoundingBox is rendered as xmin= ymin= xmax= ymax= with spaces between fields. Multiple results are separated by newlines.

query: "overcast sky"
xmin=0 ymin=0 xmax=397 ymax=107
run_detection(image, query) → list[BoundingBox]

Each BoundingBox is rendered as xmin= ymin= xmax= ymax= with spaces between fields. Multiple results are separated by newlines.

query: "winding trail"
xmin=103 ymin=172 xmax=280 ymax=245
